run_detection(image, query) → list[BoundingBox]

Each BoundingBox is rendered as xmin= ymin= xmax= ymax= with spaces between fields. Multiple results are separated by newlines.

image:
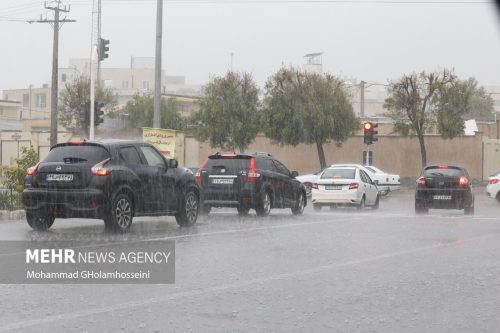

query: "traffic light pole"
xmin=90 ymin=45 xmax=97 ymax=140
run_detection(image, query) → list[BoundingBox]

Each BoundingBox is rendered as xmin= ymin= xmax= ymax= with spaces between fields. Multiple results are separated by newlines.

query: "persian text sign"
xmin=142 ymin=127 xmax=176 ymax=159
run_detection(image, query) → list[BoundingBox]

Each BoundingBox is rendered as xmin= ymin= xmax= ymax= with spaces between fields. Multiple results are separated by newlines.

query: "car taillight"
xmin=459 ymin=176 xmax=469 ymax=186
xmin=438 ymin=165 xmax=449 ymax=169
xmin=349 ymin=183 xmax=359 ymax=190
xmin=246 ymin=158 xmax=260 ymax=182
xmin=490 ymin=179 xmax=499 ymax=185
xmin=416 ymin=176 xmax=426 ymax=186
xmin=312 ymin=183 xmax=318 ymax=189
xmin=91 ymin=158 xmax=111 ymax=176
xmin=26 ymin=162 xmax=40 ymax=176
xmin=196 ymin=159 xmax=208 ymax=184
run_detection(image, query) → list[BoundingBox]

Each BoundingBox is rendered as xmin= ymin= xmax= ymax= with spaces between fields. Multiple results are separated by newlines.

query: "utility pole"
xmin=153 ymin=0 xmax=163 ymax=129
xmin=360 ymin=80 xmax=365 ymax=118
xmin=97 ymin=0 xmax=101 ymax=90
xmin=33 ymin=1 xmax=75 ymax=147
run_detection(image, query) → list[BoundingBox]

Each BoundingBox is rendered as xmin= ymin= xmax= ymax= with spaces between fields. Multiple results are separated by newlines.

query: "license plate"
xmin=325 ymin=185 xmax=342 ymax=190
xmin=433 ymin=195 xmax=451 ymax=200
xmin=46 ymin=174 xmax=74 ymax=182
xmin=211 ymin=178 xmax=234 ymax=185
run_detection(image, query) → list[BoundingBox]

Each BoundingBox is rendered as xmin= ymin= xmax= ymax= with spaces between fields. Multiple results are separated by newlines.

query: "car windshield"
xmin=43 ymin=145 xmax=110 ymax=164
xmin=321 ymin=168 xmax=356 ymax=179
xmin=205 ymin=157 xmax=251 ymax=170
xmin=424 ymin=167 xmax=464 ymax=177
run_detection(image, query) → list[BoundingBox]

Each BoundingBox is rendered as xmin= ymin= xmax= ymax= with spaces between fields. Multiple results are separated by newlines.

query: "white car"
xmin=311 ymin=165 xmax=379 ymax=210
xmin=486 ymin=172 xmax=500 ymax=201
xmin=296 ymin=169 xmax=324 ymax=197
xmin=363 ymin=165 xmax=401 ymax=195
xmin=331 ymin=164 xmax=399 ymax=196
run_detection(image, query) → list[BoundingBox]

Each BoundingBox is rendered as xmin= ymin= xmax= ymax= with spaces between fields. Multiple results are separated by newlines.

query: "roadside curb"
xmin=0 ymin=210 xmax=25 ymax=221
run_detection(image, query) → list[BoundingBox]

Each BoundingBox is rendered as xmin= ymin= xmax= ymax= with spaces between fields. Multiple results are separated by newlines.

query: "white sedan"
xmin=363 ymin=165 xmax=401 ymax=195
xmin=296 ymin=169 xmax=324 ymax=197
xmin=486 ymin=172 xmax=500 ymax=201
xmin=311 ymin=166 xmax=379 ymax=210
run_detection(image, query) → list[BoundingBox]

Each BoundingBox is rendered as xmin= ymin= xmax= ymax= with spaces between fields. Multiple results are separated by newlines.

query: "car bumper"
xmin=202 ymin=188 xmax=261 ymax=208
xmin=311 ymin=190 xmax=361 ymax=205
xmin=486 ymin=184 xmax=499 ymax=199
xmin=415 ymin=188 xmax=472 ymax=209
xmin=22 ymin=188 xmax=107 ymax=218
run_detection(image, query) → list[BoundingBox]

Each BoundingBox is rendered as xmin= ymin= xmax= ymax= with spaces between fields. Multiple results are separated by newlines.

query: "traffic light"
xmin=98 ymin=38 xmax=109 ymax=61
xmin=94 ymin=101 xmax=105 ymax=126
xmin=363 ymin=122 xmax=379 ymax=145
xmin=79 ymin=102 xmax=90 ymax=132
xmin=363 ymin=122 xmax=373 ymax=145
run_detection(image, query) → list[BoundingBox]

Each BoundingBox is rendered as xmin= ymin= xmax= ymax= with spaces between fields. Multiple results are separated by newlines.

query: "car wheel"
xmin=175 ymin=188 xmax=199 ymax=227
xmin=237 ymin=205 xmax=250 ymax=216
xmin=313 ymin=204 xmax=322 ymax=212
xmin=291 ymin=192 xmax=305 ymax=215
xmin=372 ymin=195 xmax=380 ymax=209
xmin=304 ymin=182 xmax=312 ymax=198
xmin=26 ymin=212 xmax=55 ymax=231
xmin=105 ymin=193 xmax=134 ymax=233
xmin=199 ymin=204 xmax=211 ymax=216
xmin=357 ymin=196 xmax=365 ymax=210
xmin=415 ymin=201 xmax=429 ymax=215
xmin=256 ymin=190 xmax=271 ymax=217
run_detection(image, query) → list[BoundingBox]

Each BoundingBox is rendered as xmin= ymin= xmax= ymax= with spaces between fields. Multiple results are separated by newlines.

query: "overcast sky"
xmin=1 ymin=0 xmax=499 ymax=93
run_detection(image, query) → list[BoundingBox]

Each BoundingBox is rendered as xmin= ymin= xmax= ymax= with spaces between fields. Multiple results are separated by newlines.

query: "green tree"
xmin=263 ymin=67 xmax=358 ymax=169
xmin=58 ymin=75 xmax=117 ymax=130
xmin=124 ymin=93 xmax=186 ymax=131
xmin=189 ymin=71 xmax=261 ymax=152
xmin=384 ymin=69 xmax=471 ymax=168
xmin=461 ymin=78 xmax=495 ymax=121
xmin=0 ymin=147 xmax=38 ymax=210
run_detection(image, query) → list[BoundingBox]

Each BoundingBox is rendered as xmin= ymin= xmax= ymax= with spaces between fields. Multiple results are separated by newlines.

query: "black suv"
xmin=197 ymin=152 xmax=306 ymax=216
xmin=22 ymin=140 xmax=200 ymax=232
xmin=415 ymin=165 xmax=474 ymax=215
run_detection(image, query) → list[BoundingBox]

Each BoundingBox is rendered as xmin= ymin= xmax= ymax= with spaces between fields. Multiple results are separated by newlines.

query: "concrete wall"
xmin=192 ymin=134 xmax=484 ymax=179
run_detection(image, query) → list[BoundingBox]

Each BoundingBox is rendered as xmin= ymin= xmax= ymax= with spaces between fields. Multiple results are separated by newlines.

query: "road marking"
xmin=1 ymin=232 xmax=499 ymax=331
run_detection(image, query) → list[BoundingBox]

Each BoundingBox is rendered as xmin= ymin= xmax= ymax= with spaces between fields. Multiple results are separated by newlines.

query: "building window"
xmin=23 ymin=94 xmax=30 ymax=107
xmin=122 ymin=80 xmax=129 ymax=89
xmin=35 ymin=94 xmax=46 ymax=108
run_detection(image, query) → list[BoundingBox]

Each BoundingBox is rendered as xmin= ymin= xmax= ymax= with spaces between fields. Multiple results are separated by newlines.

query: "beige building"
xmin=62 ymin=57 xmax=202 ymax=105
xmin=0 ymin=100 xmax=21 ymax=120
xmin=2 ymin=86 xmax=51 ymax=119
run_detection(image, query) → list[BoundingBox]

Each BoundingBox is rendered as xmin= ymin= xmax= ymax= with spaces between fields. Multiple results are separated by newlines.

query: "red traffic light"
xmin=364 ymin=122 xmax=372 ymax=131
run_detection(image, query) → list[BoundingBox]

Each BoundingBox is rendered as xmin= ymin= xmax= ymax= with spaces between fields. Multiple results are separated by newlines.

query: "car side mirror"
xmin=168 ymin=159 xmax=178 ymax=168
xmin=291 ymin=171 xmax=299 ymax=178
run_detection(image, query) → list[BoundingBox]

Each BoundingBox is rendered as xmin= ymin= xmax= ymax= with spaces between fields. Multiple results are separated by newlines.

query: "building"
xmin=0 ymin=99 xmax=21 ymax=120
xmin=61 ymin=57 xmax=202 ymax=105
xmin=2 ymin=85 xmax=51 ymax=119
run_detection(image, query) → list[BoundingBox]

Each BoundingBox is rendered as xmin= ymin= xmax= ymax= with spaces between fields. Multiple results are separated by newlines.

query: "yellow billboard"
xmin=142 ymin=127 xmax=177 ymax=159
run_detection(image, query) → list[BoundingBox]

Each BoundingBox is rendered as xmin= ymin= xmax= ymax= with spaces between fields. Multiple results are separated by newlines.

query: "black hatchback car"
xmin=197 ymin=152 xmax=307 ymax=216
xmin=22 ymin=140 xmax=200 ymax=232
xmin=415 ymin=165 xmax=474 ymax=215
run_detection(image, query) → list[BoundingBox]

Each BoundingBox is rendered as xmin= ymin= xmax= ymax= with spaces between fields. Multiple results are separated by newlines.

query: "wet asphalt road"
xmin=1 ymin=190 xmax=500 ymax=332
